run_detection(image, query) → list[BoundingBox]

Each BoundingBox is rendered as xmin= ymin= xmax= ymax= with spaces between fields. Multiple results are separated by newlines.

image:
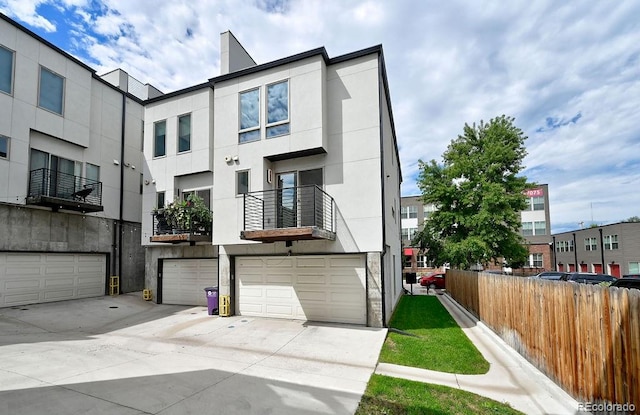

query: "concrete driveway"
xmin=0 ymin=293 xmax=387 ymax=414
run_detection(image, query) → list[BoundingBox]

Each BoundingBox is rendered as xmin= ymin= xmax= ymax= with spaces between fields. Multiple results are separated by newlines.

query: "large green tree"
xmin=413 ymin=115 xmax=531 ymax=270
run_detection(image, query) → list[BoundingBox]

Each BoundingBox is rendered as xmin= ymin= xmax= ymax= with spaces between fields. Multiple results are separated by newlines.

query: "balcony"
xmin=27 ymin=168 xmax=103 ymax=213
xmin=150 ymin=205 xmax=212 ymax=244
xmin=241 ymin=185 xmax=336 ymax=242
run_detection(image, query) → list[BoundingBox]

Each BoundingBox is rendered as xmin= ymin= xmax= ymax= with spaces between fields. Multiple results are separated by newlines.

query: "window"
xmin=183 ymin=188 xmax=211 ymax=210
xmin=0 ymin=45 xmax=14 ymax=95
xmin=239 ymin=88 xmax=260 ymax=143
xmin=569 ymin=239 xmax=574 ymax=252
xmin=39 ymin=66 xmax=64 ymax=114
xmin=141 ymin=120 xmax=145 ymax=151
xmin=156 ymin=191 xmax=165 ymax=208
xmin=266 ymin=80 xmax=289 ymax=138
xmin=236 ymin=170 xmax=249 ymax=195
xmin=139 ymin=173 xmax=143 ymax=195
xmin=0 ymin=135 xmax=8 ymax=159
xmin=154 ymin=120 xmax=166 ymax=157
xmin=178 ymin=114 xmax=191 ymax=152
xmin=529 ymin=253 xmax=543 ymax=268
xmin=630 ymin=262 xmax=640 ymax=274
xmin=530 ymin=196 xmax=544 ymax=211
xmin=423 ymin=204 xmax=436 ymax=219
xmin=86 ymin=163 xmax=100 ymax=183
xmin=585 ymin=237 xmax=597 ymax=251
xmin=522 ymin=222 xmax=533 ymax=236
xmin=401 ymin=205 xmax=417 ymax=219
xmin=604 ymin=234 xmax=619 ymax=250
xmin=416 ymin=255 xmax=429 ymax=268
xmin=534 ymin=221 xmax=546 ymax=235
xmin=402 ymin=227 xmax=418 ymax=241
xmin=403 ymin=255 xmax=411 ymax=268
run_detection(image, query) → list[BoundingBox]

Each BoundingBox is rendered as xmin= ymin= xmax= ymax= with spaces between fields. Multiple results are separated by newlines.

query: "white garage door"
xmin=0 ymin=252 xmax=106 ymax=307
xmin=236 ymin=254 xmax=366 ymax=325
xmin=162 ymin=259 xmax=218 ymax=306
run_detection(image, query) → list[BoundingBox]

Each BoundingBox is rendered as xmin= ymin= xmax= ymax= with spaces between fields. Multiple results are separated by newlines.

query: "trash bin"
xmin=204 ymin=287 xmax=219 ymax=315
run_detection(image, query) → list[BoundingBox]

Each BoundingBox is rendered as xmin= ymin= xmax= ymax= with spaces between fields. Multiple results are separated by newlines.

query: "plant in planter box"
xmin=155 ymin=194 xmax=212 ymax=233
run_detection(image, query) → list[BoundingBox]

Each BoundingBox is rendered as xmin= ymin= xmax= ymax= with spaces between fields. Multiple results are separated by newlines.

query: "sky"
xmin=1 ymin=0 xmax=639 ymax=234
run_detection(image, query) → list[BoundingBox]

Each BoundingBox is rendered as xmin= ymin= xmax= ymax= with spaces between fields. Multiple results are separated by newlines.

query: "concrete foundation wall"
xmin=0 ymin=203 xmax=144 ymax=293
xmin=367 ymin=251 xmax=383 ymax=327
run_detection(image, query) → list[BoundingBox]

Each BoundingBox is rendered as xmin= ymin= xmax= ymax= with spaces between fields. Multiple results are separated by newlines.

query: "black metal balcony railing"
xmin=243 ymin=185 xmax=335 ymax=236
xmin=27 ymin=168 xmax=103 ymax=211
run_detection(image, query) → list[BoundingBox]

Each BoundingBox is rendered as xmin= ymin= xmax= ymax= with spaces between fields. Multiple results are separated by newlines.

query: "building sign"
xmin=525 ymin=188 xmax=544 ymax=197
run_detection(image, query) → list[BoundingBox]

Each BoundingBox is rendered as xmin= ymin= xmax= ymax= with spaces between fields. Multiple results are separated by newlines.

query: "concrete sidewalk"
xmin=376 ymin=291 xmax=583 ymax=415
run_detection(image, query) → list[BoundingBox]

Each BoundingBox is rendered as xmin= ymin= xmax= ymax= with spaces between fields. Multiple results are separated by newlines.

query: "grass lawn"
xmin=378 ymin=295 xmax=489 ymax=374
xmin=356 ymin=375 xmax=523 ymax=415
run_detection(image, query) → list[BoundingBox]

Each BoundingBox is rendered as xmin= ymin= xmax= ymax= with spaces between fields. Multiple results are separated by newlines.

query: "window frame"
xmin=604 ymin=234 xmax=619 ymax=250
xmin=0 ymin=45 xmax=15 ymax=95
xmin=239 ymin=87 xmax=261 ymax=143
xmin=177 ymin=113 xmax=191 ymax=153
xmin=531 ymin=196 xmax=544 ymax=211
xmin=38 ymin=65 xmax=65 ymax=115
xmin=585 ymin=237 xmax=597 ymax=251
xmin=236 ymin=170 xmax=250 ymax=196
xmin=534 ymin=221 xmax=546 ymax=235
xmin=265 ymin=79 xmax=290 ymax=139
xmin=0 ymin=135 xmax=9 ymax=160
xmin=153 ymin=120 xmax=167 ymax=158
xmin=156 ymin=191 xmax=165 ymax=209
xmin=522 ymin=221 xmax=533 ymax=236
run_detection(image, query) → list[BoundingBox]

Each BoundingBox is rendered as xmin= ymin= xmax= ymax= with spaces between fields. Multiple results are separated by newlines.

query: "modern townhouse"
xmin=142 ymin=32 xmax=403 ymax=327
xmin=553 ymin=221 xmax=640 ymax=277
xmin=0 ymin=14 xmax=146 ymax=307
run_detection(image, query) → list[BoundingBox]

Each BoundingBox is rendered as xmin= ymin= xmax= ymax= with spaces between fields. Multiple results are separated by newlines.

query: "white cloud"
xmin=0 ymin=0 xmax=56 ymax=32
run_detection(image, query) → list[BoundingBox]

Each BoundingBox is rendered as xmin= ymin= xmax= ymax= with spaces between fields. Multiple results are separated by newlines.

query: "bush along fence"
xmin=446 ymin=270 xmax=639 ymax=411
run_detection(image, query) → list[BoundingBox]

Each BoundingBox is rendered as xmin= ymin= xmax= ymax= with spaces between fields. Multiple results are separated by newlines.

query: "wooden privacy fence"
xmin=447 ymin=270 xmax=640 ymax=409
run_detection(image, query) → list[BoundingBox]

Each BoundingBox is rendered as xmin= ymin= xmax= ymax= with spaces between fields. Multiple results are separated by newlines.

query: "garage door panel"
xmin=1 ymin=253 xmax=106 ymax=307
xmin=296 ymin=257 xmax=326 ymax=268
xmin=296 ymin=274 xmax=327 ymax=284
xmin=296 ymin=290 xmax=327 ymax=301
xmin=265 ymin=273 xmax=293 ymax=284
xmin=237 ymin=254 xmax=366 ymax=325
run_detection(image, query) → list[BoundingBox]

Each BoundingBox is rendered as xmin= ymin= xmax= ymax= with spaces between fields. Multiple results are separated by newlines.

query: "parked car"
xmin=559 ymin=272 xmax=617 ymax=285
xmin=419 ymin=272 xmax=446 ymax=289
xmin=610 ymin=275 xmax=640 ymax=290
xmin=533 ymin=271 xmax=568 ymax=281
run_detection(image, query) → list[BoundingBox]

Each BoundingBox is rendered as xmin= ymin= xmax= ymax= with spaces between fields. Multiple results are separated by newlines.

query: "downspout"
xmin=117 ymin=93 xmax=126 ymax=291
xmin=572 ymin=233 xmax=578 ymax=271
xmin=598 ymin=228 xmax=605 ymax=271
xmin=377 ymin=51 xmax=387 ymax=327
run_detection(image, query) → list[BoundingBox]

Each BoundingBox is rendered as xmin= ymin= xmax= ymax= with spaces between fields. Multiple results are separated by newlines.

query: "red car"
xmin=419 ymin=272 xmax=446 ymax=289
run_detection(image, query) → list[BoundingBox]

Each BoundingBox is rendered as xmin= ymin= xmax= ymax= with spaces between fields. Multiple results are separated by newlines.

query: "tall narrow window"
xmin=86 ymin=163 xmax=100 ymax=183
xmin=39 ymin=66 xmax=64 ymax=114
xmin=534 ymin=221 xmax=546 ymax=235
xmin=0 ymin=135 xmax=8 ymax=159
xmin=156 ymin=191 xmax=165 ymax=208
xmin=0 ymin=45 xmax=14 ymax=95
xmin=236 ymin=170 xmax=249 ymax=195
xmin=522 ymin=222 xmax=533 ymax=236
xmin=178 ymin=114 xmax=191 ymax=152
xmin=239 ymin=88 xmax=260 ymax=143
xmin=154 ymin=120 xmax=166 ymax=157
xmin=266 ymin=80 xmax=289 ymax=138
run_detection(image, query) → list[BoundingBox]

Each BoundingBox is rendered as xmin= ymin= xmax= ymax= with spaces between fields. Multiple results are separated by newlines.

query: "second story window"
xmin=0 ymin=45 xmax=14 ymax=95
xmin=529 ymin=196 xmax=544 ymax=211
xmin=86 ymin=163 xmax=100 ymax=183
xmin=156 ymin=191 xmax=165 ymax=208
xmin=178 ymin=114 xmax=191 ymax=152
xmin=154 ymin=120 xmax=166 ymax=157
xmin=239 ymin=88 xmax=260 ymax=143
xmin=585 ymin=237 xmax=597 ymax=251
xmin=266 ymin=80 xmax=289 ymax=138
xmin=401 ymin=205 xmax=418 ymax=219
xmin=604 ymin=234 xmax=619 ymax=250
xmin=39 ymin=66 xmax=65 ymax=115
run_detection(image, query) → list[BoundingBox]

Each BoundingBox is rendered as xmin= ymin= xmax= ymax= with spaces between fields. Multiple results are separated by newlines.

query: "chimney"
xmin=220 ymin=31 xmax=257 ymax=75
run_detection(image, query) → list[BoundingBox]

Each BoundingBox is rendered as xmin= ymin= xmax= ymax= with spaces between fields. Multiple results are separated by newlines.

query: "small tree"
xmin=413 ymin=115 xmax=530 ymax=269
